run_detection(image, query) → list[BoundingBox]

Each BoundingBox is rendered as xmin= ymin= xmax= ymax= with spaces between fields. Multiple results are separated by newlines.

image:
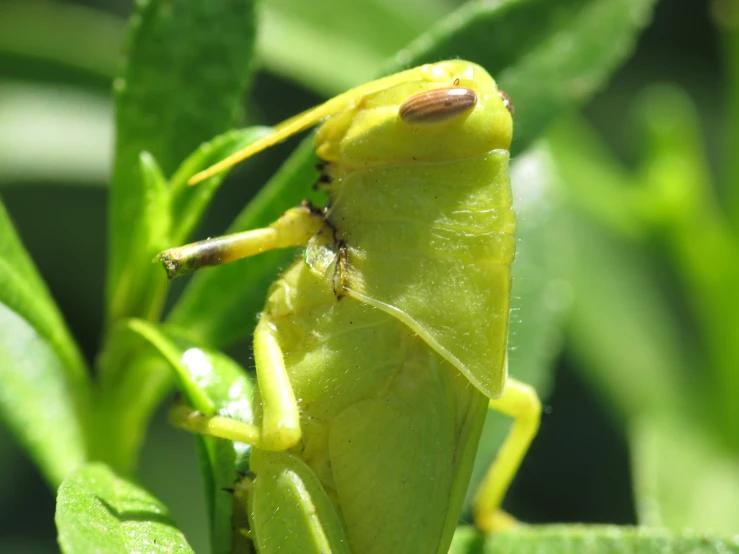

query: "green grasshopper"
xmin=158 ymin=60 xmax=541 ymax=554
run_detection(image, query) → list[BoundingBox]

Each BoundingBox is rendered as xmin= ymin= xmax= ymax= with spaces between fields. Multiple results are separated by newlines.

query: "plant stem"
xmin=89 ymin=335 xmax=173 ymax=474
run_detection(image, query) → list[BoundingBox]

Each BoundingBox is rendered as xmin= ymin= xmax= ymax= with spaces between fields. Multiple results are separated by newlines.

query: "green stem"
xmin=89 ymin=331 xmax=173 ymax=475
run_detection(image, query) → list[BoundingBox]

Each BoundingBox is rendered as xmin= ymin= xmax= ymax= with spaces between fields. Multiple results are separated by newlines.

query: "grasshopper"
xmin=159 ymin=60 xmax=541 ymax=554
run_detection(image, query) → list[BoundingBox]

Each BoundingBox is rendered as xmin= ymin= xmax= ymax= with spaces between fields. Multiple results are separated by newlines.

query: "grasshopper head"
xmin=315 ymin=61 xmax=513 ymax=170
xmin=187 ymin=61 xmax=512 ymax=186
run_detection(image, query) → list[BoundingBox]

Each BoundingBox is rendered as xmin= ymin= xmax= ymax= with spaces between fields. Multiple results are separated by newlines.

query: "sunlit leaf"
xmin=56 ymin=463 xmax=194 ymax=554
xmin=0 ymin=201 xmax=89 ymax=486
xmin=125 ymin=320 xmax=254 ymax=554
xmin=393 ymin=0 xmax=657 ymax=155
xmin=107 ymin=0 xmax=258 ymax=323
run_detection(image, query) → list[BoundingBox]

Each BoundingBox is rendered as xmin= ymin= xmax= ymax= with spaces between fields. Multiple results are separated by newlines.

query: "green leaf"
xmin=108 ymin=152 xmax=170 ymax=324
xmin=96 ymin=129 xmax=273 ymax=469
xmin=631 ymin=416 xmax=739 ymax=535
xmin=392 ymin=0 xmax=657 ymax=155
xmin=0 ymin=201 xmax=89 ymax=486
xmin=563 ymin=217 xmax=688 ymax=421
xmin=167 ymin=126 xmax=273 ymax=246
xmin=631 ymin=86 xmax=714 ymax=229
xmin=630 ymin=86 xmax=739 ymax=448
xmin=56 ymin=463 xmax=195 ymax=554
xmin=0 ymin=83 xmax=111 ymax=186
xmin=0 ymin=304 xmax=88 ymax=487
xmin=553 ymin=85 xmax=739 ymax=449
xmin=0 ymin=0 xmax=123 ymax=81
xmin=547 ymin=119 xmax=692 ymax=422
xmin=506 ymin=147 xmax=570 ymax=393
xmin=450 ymin=525 xmax=739 ymax=554
xmin=450 ymin=526 xmax=485 ymax=554
xmin=258 ymin=0 xmax=452 ymax=95
xmin=718 ymin=2 xmax=739 ymax=228
xmin=90 ymin=334 xmax=173 ymax=475
xmin=0 ymin=202 xmax=87 ymax=377
xmin=123 ymin=320 xmax=254 ymax=423
xmin=547 ymin=115 xmax=643 ymax=239
xmin=124 ymin=319 xmax=254 ymax=554
xmin=167 ymin=139 xmax=323 ymax=347
xmin=107 ymin=0 xmax=258 ymax=323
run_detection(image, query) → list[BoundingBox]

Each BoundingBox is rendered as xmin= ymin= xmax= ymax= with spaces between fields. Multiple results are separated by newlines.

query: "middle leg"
xmin=171 ymin=318 xmax=301 ymax=452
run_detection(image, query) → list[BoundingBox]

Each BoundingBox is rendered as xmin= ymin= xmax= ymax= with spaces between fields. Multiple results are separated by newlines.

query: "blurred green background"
xmin=0 ymin=0 xmax=735 ymax=552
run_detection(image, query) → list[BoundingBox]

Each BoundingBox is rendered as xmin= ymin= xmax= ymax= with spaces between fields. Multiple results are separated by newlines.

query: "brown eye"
xmin=498 ymin=90 xmax=514 ymax=117
xmin=399 ymin=87 xmax=477 ymax=124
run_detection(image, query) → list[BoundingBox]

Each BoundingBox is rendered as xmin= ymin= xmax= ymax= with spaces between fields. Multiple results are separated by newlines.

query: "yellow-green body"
xmin=251 ymin=263 xmax=489 ymax=553
xmin=250 ymin=148 xmax=513 ymax=552
xmin=161 ymin=60 xmax=539 ymax=554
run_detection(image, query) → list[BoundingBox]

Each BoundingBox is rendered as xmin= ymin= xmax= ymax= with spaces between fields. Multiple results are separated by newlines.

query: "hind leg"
xmin=473 ymin=378 xmax=541 ymax=532
xmin=244 ymin=451 xmax=350 ymax=554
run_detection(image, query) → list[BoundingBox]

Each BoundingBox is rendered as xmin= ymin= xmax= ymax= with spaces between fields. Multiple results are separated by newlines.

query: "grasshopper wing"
xmin=332 ymin=151 xmax=514 ymax=399
xmin=328 ymin=354 xmax=457 ymax=554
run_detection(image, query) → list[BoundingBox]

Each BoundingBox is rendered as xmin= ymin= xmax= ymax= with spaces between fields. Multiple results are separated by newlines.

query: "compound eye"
xmin=399 ymin=87 xmax=477 ymax=124
xmin=498 ymin=90 xmax=514 ymax=117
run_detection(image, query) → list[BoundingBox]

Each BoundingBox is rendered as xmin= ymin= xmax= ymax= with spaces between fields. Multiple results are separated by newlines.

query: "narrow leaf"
xmin=56 ymin=463 xmax=195 ymax=554
xmin=258 ymin=0 xmax=451 ymax=95
xmin=0 ymin=0 xmax=123 ymax=80
xmin=168 ymin=126 xmax=273 ymax=245
xmin=547 ymin=115 xmax=643 ymax=239
xmin=0 ymin=202 xmax=88 ymax=379
xmin=125 ymin=320 xmax=254 ymax=554
xmin=632 ymin=86 xmax=739 ymax=448
xmin=392 ymin=0 xmax=657 ymax=155
xmin=631 ymin=416 xmax=739 ymax=535
xmin=107 ymin=0 xmax=258 ymax=323
xmin=0 ymin=201 xmax=89 ymax=486
xmin=107 ymin=152 xmax=170 ymax=323
xmin=167 ymin=139 xmax=322 ymax=347
xmin=564 ymin=218 xmax=688 ymax=421
xmin=507 ymin=147 xmax=571 ymax=393
xmin=0 ymin=303 xmax=87 ymax=487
